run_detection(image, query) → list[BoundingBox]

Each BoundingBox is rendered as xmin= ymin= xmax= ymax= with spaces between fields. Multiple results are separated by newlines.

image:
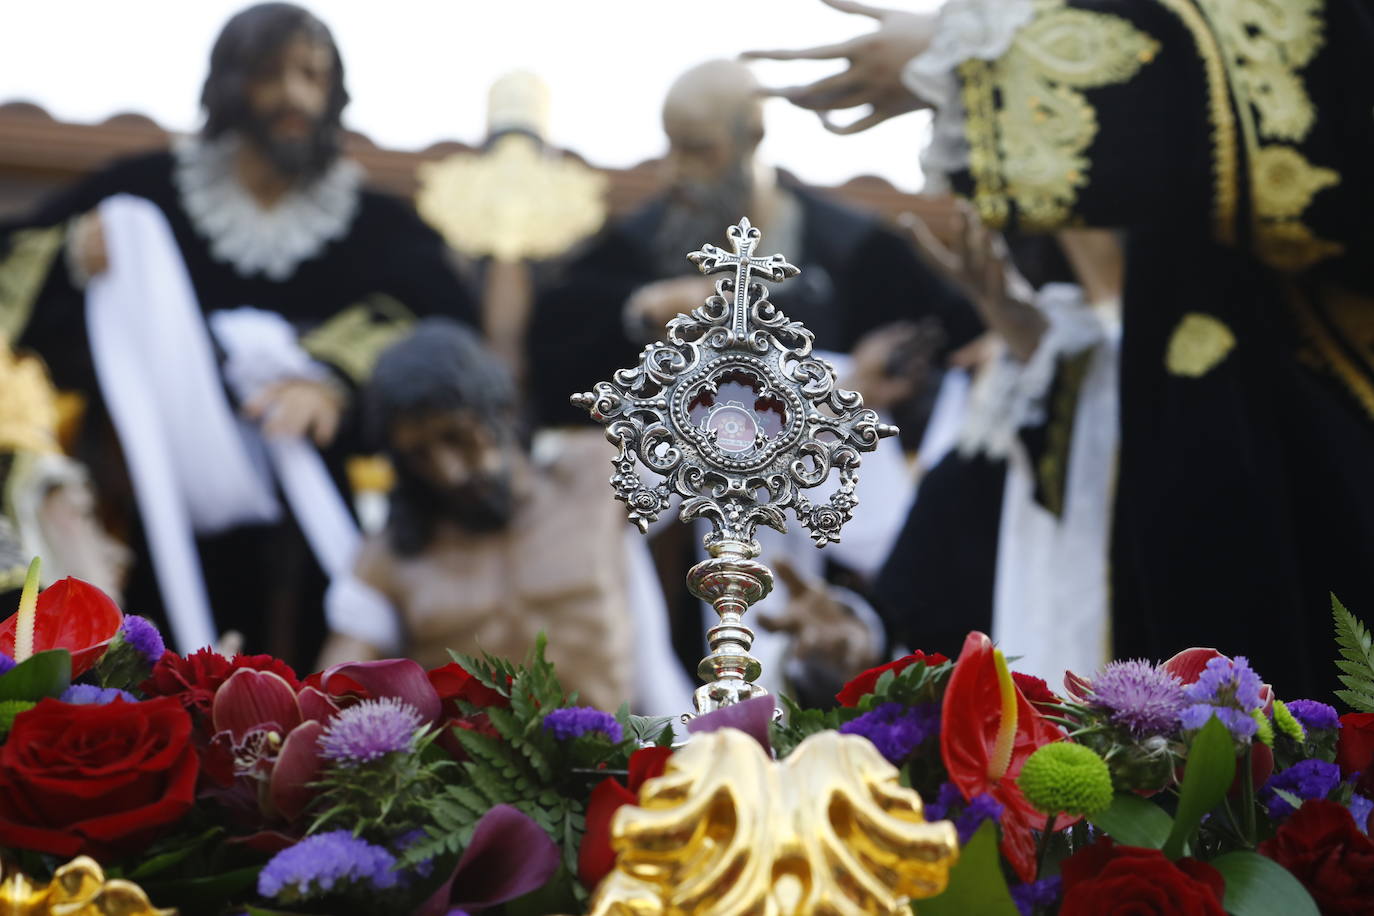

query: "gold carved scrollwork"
xmin=588 ymin=728 xmax=958 ymax=916
xmin=0 ymin=855 xmax=175 ymax=915
xmin=299 ymin=294 xmax=415 ymax=385
xmin=1193 ymin=0 xmax=1340 ymax=270
xmin=962 ymin=0 xmax=1160 ymax=232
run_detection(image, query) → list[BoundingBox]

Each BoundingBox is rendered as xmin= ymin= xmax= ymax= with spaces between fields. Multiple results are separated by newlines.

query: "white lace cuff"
xmin=903 ymin=0 xmax=1035 ymax=190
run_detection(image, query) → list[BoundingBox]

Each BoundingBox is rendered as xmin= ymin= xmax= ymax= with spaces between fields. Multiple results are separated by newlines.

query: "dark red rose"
xmin=1060 ymin=837 xmax=1225 ymax=916
xmin=0 ymin=696 xmax=198 ymax=860
xmin=141 ymin=649 xmax=300 ymax=720
xmin=0 ymin=577 xmax=123 ymax=677
xmin=1336 ymin=713 xmax=1374 ymax=796
xmin=1012 ymin=672 xmax=1061 ymax=713
xmin=1260 ymin=799 xmax=1374 ymax=915
xmin=577 ymin=745 xmax=673 ymax=889
xmin=836 ymin=650 xmax=949 ymax=707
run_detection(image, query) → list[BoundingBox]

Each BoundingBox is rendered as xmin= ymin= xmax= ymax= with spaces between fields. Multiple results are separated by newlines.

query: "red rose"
xmin=577 ymin=745 xmax=673 ymax=889
xmin=0 ymin=696 xmax=198 ymax=860
xmin=1260 ymin=799 xmax=1374 ymax=915
xmin=1060 ymin=837 xmax=1226 ymax=916
xmin=836 ymin=650 xmax=949 ymax=707
xmin=1336 ymin=713 xmax=1374 ymax=796
xmin=429 ymin=662 xmax=510 ymax=715
xmin=0 ymin=577 xmax=123 ymax=677
xmin=141 ymin=649 xmax=300 ymax=720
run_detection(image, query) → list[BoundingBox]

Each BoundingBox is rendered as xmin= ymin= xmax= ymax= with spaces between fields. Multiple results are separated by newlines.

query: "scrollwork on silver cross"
xmin=571 ymin=217 xmax=897 ymax=550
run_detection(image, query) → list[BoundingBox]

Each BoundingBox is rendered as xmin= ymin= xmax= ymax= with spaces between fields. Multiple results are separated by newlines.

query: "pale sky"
xmin=3 ymin=0 xmax=940 ymax=191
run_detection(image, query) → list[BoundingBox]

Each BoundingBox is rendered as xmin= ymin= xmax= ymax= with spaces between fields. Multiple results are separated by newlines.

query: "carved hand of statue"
xmin=69 ymin=210 xmax=109 ymax=281
xmin=844 ymin=319 xmax=944 ymax=411
xmin=743 ymin=0 xmax=936 ymax=134
xmin=623 ymin=275 xmax=717 ymax=340
xmin=242 ymin=378 xmax=346 ymax=446
xmin=757 ymin=557 xmax=880 ymax=676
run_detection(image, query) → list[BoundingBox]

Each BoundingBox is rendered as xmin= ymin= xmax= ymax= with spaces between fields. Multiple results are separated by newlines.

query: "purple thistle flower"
xmin=1181 ymin=655 xmax=1264 ymax=741
xmin=839 ymin=702 xmax=940 ymax=765
xmin=1011 ymin=876 xmax=1062 ymax=916
xmin=117 ymin=615 xmax=165 ymax=666
xmin=319 ymin=697 xmax=423 ymax=765
xmin=258 ymin=830 xmax=398 ymax=899
xmin=1088 ymin=660 xmax=1186 ymax=737
xmin=1260 ymin=760 xmax=1343 ymax=820
xmin=60 ymin=684 xmax=137 ymax=705
xmin=955 ymin=793 xmax=1004 ymax=845
xmin=542 ymin=707 xmax=622 ymax=742
xmin=1285 ymin=699 xmax=1341 ymax=733
xmin=924 ymin=781 xmax=965 ymax=822
xmin=0 ymin=653 xmax=14 ymax=676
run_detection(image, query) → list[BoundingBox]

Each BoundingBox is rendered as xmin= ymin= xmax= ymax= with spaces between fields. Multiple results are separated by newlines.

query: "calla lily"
xmin=418 ymin=804 xmax=561 ymax=915
xmin=941 ymin=631 xmax=1072 ymax=882
xmin=296 ymin=685 xmax=341 ymax=724
xmin=211 ymin=668 xmax=302 ymax=742
xmin=0 ymin=577 xmax=123 ymax=677
xmin=269 ymin=719 xmax=326 ymax=822
xmin=686 ymin=693 xmax=774 ymax=753
xmin=320 ymin=658 xmax=442 ymax=723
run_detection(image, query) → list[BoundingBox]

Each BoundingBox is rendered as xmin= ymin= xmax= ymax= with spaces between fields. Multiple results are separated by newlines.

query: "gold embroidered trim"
xmin=300 ymin=294 xmax=416 ymax=385
xmin=1288 ymin=286 xmax=1374 ymax=419
xmin=1165 ymin=313 xmax=1236 ymax=377
xmin=1036 ymin=348 xmax=1093 ymax=518
xmin=0 ymin=226 xmax=64 ymax=344
xmin=1193 ymin=0 xmax=1341 ymax=270
xmin=1154 ymin=0 xmax=1239 ymax=245
xmin=988 ymin=0 xmax=1160 ymax=231
xmin=958 ymin=58 xmax=1009 ymax=231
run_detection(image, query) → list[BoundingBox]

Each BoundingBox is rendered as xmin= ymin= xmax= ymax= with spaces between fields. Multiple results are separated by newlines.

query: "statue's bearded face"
xmin=389 ymin=408 xmax=518 ymax=534
xmin=241 ymin=32 xmax=336 ymax=180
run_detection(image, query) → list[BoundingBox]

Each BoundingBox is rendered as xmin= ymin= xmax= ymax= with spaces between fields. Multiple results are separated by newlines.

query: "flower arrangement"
xmin=0 ymin=555 xmax=1371 ymax=916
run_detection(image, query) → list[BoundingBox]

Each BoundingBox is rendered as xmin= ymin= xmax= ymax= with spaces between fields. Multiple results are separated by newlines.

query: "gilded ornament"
xmin=415 ymin=133 xmax=607 ymax=262
xmin=1250 ymin=146 xmax=1338 ymax=221
xmin=0 ymin=341 xmax=60 ymax=455
xmin=1165 ymin=313 xmax=1236 ymax=378
xmin=0 ymin=855 xmax=174 ymax=915
xmin=980 ymin=0 xmax=1159 ymax=231
xmin=299 ymin=294 xmax=415 ymax=384
xmin=587 ymin=728 xmax=958 ymax=915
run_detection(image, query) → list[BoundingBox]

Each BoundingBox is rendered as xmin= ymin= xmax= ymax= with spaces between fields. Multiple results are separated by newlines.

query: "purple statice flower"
xmin=319 ymin=697 xmax=423 ymax=766
xmin=955 ymin=793 xmax=1004 ymax=845
xmin=1349 ymin=792 xmax=1372 ymax=836
xmin=1286 ymin=699 xmax=1341 ymax=733
xmin=258 ymin=830 xmax=398 ymax=899
xmin=60 ymin=684 xmax=137 ymax=705
xmin=1088 ymin=660 xmax=1187 ymax=737
xmin=923 ymin=781 xmax=965 ymax=822
xmin=1011 ymin=876 xmax=1062 ymax=916
xmin=1180 ymin=655 xmax=1264 ymax=741
xmin=542 ymin=707 xmax=622 ymax=742
xmin=117 ymin=615 xmax=165 ymax=666
xmin=1260 ymin=760 xmax=1343 ymax=820
xmin=0 ymin=653 xmax=14 ymax=676
xmin=839 ymin=702 xmax=939 ymax=764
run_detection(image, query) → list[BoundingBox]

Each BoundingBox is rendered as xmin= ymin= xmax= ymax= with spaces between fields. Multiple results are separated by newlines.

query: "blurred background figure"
xmin=316 ymin=320 xmax=693 ymax=713
xmin=0 ymin=3 xmax=476 ymax=669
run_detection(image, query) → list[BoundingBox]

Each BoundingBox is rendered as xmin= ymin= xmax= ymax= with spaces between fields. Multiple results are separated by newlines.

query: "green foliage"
xmin=1089 ymin=792 xmax=1174 ymax=849
xmin=308 ymin=727 xmax=455 ymax=839
xmin=917 ymin=820 xmax=1019 ymax=916
xmin=1163 ymin=716 xmax=1236 ymax=860
xmin=0 ymin=648 xmax=71 ymax=703
xmin=1332 ymin=595 xmax=1374 ymax=713
xmin=771 ymin=695 xmax=857 ymax=758
xmin=1212 ymin=850 xmax=1319 ymax=916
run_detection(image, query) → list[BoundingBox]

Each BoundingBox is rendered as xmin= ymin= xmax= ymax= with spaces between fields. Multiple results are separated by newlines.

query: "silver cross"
xmin=687 ymin=217 xmax=799 ymax=344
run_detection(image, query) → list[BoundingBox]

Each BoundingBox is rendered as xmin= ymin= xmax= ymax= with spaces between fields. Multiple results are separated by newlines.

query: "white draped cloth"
xmin=87 ymin=194 xmax=360 ymax=653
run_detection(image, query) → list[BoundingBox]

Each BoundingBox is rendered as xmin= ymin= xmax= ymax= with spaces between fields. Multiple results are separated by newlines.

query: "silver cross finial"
xmin=686 ymin=217 xmax=800 ymax=345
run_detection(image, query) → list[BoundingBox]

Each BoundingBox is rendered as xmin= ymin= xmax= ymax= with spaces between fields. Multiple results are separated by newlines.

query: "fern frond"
xmin=1332 ymin=595 xmax=1374 ymax=712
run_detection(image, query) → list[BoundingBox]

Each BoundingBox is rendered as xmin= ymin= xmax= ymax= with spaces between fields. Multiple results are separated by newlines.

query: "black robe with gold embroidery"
xmin=937 ymin=0 xmax=1374 ymax=698
xmin=0 ymin=151 xmax=477 ymax=666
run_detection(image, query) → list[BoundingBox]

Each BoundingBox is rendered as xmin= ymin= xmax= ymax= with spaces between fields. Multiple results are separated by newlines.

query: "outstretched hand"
xmin=742 ymin=0 xmax=936 ymax=134
xmin=757 ymin=557 xmax=881 ymax=675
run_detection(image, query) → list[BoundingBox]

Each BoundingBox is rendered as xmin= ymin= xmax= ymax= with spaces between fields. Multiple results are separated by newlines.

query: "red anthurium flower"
xmin=577 ymin=745 xmax=674 ymax=889
xmin=836 ymin=650 xmax=949 ymax=707
xmin=941 ymin=631 xmax=1072 ymax=882
xmin=0 ymin=577 xmax=122 ymax=677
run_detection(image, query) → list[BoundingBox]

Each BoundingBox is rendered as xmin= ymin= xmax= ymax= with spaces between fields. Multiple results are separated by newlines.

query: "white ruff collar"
xmin=173 ymin=135 xmax=362 ymax=281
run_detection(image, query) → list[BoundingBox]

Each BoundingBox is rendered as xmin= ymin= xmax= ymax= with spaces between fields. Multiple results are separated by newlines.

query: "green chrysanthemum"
xmin=1018 ymin=742 xmax=1114 ymax=817
xmin=0 ymin=700 xmax=35 ymax=738
xmin=1251 ymin=708 xmax=1274 ymax=747
xmin=1272 ymin=700 xmax=1305 ymax=742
